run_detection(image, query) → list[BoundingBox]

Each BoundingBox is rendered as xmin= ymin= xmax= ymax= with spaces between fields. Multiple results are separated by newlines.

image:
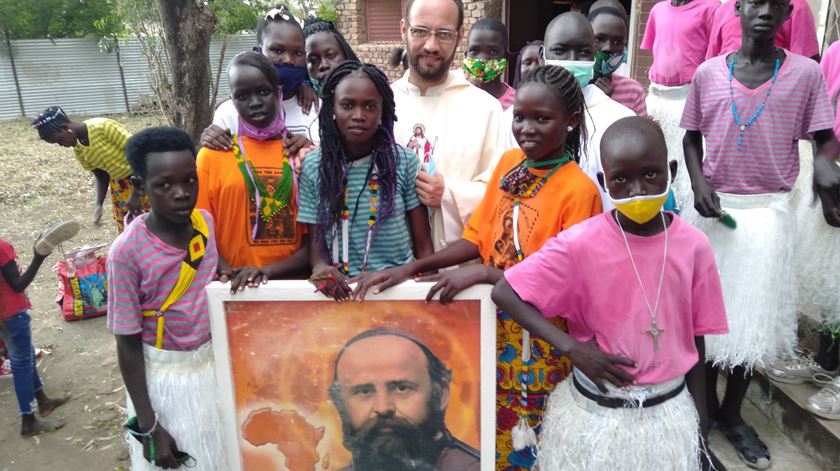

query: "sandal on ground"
xmin=720 ymin=422 xmax=771 ymax=469
xmin=34 ymin=221 xmax=80 ymax=256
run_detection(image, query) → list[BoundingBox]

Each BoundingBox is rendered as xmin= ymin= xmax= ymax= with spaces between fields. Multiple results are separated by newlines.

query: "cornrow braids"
xmin=31 ymin=106 xmax=70 ymax=140
xmin=316 ymin=61 xmax=400 ymax=256
xmin=521 ymin=65 xmax=588 ymax=163
xmin=302 ymin=16 xmax=360 ymax=64
xmin=256 ymin=4 xmax=301 ymax=45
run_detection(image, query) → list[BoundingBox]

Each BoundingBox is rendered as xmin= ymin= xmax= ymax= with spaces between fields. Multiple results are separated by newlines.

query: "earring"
xmin=332 ymin=114 xmax=336 ymax=120
xmin=566 ymin=126 xmax=574 ymax=132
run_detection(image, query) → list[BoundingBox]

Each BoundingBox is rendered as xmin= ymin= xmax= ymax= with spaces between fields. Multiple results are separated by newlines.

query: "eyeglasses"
xmin=407 ymin=24 xmax=458 ymax=43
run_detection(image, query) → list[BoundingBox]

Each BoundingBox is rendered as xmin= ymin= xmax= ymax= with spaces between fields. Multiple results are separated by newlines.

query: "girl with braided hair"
xmin=359 ymin=65 xmax=602 ymax=470
xmin=303 ymin=16 xmax=359 ymax=96
xmin=296 ymin=61 xmax=433 ymax=300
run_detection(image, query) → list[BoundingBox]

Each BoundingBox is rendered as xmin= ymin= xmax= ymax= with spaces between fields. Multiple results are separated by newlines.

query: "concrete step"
xmin=714 ymin=313 xmax=840 ymax=470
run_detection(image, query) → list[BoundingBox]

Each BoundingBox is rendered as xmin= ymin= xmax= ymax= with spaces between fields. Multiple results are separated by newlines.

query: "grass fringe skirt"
xmin=684 ymin=192 xmax=798 ymax=370
xmin=125 ymin=342 xmax=228 ymax=471
xmin=646 ymin=83 xmax=693 ymax=212
xmin=537 ymin=376 xmax=701 ymax=470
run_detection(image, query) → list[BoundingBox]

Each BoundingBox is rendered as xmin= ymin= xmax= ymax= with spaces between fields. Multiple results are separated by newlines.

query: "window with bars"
xmin=366 ymin=0 xmax=406 ymax=42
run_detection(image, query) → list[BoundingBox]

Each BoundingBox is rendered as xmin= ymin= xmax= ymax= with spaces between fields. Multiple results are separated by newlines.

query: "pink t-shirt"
xmin=499 ymin=83 xmax=516 ymax=111
xmin=504 ymin=213 xmax=728 ymax=385
xmin=681 ymin=52 xmax=834 ymax=194
xmin=611 ymin=74 xmax=648 ymax=116
xmin=641 ymin=0 xmax=720 ymax=86
xmin=107 ymin=211 xmax=219 ymax=351
xmin=706 ymin=0 xmax=820 ymax=60
xmin=820 ymin=41 xmax=840 ymax=137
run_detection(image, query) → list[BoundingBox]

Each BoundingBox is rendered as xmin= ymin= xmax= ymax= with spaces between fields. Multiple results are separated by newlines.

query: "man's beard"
xmin=408 ymin=47 xmax=458 ymax=83
xmin=339 ymin=397 xmax=448 ymax=471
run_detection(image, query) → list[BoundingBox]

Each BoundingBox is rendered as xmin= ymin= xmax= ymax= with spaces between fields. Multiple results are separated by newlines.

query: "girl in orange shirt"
xmin=357 ymin=65 xmax=603 ymax=470
xmin=196 ymin=52 xmax=309 ymax=291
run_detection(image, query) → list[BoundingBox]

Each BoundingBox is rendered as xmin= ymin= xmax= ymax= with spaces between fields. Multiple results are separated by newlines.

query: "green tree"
xmin=0 ymin=0 xmax=121 ymax=39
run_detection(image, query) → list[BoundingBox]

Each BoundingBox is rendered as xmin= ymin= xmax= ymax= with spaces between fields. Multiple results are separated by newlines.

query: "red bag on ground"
xmin=54 ymin=245 xmax=108 ymax=321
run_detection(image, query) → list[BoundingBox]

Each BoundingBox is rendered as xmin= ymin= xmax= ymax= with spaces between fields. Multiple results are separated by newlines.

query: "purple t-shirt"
xmin=107 ymin=211 xmax=218 ymax=351
xmin=680 ymin=52 xmax=834 ymax=194
xmin=641 ymin=0 xmax=720 ymax=86
xmin=821 ymin=41 xmax=840 ymax=137
xmin=505 ymin=213 xmax=728 ymax=385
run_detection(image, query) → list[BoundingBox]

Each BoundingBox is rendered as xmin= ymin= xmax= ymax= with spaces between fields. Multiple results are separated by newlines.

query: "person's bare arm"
xmin=92 ymin=169 xmax=111 ymax=224
xmin=683 ymin=130 xmax=721 ymax=217
xmin=813 ymin=129 xmax=840 ymax=227
xmin=1 ymin=255 xmax=46 ymax=293
xmin=407 ymin=206 xmax=434 ymax=260
xmin=115 ymin=334 xmax=179 ymax=468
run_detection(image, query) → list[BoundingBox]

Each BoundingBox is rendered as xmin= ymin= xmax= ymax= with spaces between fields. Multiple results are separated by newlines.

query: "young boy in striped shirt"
xmin=107 ymin=127 xmax=227 ymax=470
xmin=681 ymin=0 xmax=840 ymax=466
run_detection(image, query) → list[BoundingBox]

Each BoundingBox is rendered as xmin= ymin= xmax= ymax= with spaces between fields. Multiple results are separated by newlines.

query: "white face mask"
xmin=543 ymin=53 xmax=595 ymax=88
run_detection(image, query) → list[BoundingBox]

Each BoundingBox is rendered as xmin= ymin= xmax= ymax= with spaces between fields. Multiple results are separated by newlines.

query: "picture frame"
xmin=207 ymin=280 xmax=496 ymax=471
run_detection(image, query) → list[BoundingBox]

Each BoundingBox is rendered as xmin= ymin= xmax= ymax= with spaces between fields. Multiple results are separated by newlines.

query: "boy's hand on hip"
xmin=416 ymin=171 xmax=445 ymax=208
xmin=567 ymin=338 xmax=636 ymax=393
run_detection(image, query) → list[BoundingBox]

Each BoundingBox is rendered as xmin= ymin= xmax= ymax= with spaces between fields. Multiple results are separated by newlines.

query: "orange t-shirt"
xmin=462 ymin=148 xmax=602 ymax=269
xmin=196 ymin=137 xmax=305 ymax=268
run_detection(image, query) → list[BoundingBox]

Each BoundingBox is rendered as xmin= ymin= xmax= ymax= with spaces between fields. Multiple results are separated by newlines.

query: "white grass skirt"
xmin=793 ymin=145 xmax=840 ymax=321
xmin=125 ymin=342 xmax=228 ymax=471
xmin=647 ymin=83 xmax=693 ymax=212
xmin=538 ymin=376 xmax=701 ymax=470
xmin=684 ymin=193 xmax=798 ymax=370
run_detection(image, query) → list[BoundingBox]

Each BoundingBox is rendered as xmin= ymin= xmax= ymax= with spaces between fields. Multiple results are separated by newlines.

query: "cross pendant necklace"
xmin=615 ymin=212 xmax=669 ymax=352
xmin=647 ymin=321 xmax=665 ymax=352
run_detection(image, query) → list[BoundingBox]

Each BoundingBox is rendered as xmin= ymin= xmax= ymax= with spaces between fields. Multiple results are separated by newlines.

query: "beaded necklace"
xmin=500 ymin=152 xmax=573 ymax=261
xmin=331 ymin=160 xmax=379 ymax=275
xmin=232 ymin=135 xmax=294 ymax=241
xmin=728 ymin=49 xmax=782 ymax=152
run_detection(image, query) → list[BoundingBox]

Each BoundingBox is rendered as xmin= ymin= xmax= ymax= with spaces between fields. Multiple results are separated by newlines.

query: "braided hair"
xmin=512 ymin=41 xmax=543 ymax=88
xmin=302 ymin=16 xmax=360 ymax=64
xmin=520 ymin=65 xmax=588 ymax=162
xmin=31 ymin=106 xmax=70 ymax=140
xmin=316 ymin=61 xmax=399 ymax=251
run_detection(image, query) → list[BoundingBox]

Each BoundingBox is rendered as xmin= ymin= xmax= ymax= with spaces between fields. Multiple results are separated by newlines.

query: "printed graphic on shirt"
xmin=486 ymin=195 xmax=538 ymax=270
xmin=405 ymin=122 xmax=437 ymax=165
xmin=248 ymin=167 xmax=299 ymax=246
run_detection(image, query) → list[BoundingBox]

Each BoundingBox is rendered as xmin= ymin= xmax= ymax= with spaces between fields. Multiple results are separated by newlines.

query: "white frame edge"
xmin=207 ymin=279 xmax=497 ymax=471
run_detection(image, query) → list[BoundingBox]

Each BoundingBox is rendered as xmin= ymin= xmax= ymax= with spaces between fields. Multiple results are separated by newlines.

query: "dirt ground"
xmin=0 ymin=114 xmax=166 ymax=471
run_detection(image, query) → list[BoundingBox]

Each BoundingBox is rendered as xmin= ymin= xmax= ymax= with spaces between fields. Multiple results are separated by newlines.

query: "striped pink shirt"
xmin=681 ymin=52 xmax=834 ymax=194
xmin=610 ymin=75 xmax=648 ymax=116
xmin=106 ymin=211 xmax=218 ymax=351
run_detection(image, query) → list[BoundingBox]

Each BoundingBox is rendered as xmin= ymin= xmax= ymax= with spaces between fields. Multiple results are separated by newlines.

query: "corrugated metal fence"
xmin=0 ymin=34 xmax=257 ymax=121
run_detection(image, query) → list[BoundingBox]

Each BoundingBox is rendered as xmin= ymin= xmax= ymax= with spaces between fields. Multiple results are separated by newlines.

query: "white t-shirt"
xmin=212 ymin=96 xmax=321 ymax=144
xmin=579 ymin=84 xmax=635 ymax=210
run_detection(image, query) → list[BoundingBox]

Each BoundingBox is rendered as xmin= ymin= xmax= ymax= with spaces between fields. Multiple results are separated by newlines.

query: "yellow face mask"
xmin=606 ymin=169 xmax=671 ymax=224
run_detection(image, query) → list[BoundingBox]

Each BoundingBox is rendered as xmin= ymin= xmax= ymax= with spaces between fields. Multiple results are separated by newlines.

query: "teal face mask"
xmin=543 ymin=58 xmax=595 ymax=88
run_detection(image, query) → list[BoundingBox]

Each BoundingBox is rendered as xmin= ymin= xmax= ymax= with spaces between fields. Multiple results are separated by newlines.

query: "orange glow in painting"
xmin=224 ymin=300 xmax=482 ymax=471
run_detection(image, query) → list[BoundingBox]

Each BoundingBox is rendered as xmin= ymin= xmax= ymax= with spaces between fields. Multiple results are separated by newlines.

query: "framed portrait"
xmin=207 ymin=280 xmax=496 ymax=471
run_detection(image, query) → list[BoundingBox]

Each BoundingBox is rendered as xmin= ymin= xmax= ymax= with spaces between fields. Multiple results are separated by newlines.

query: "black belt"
xmin=572 ymin=374 xmax=685 ymax=409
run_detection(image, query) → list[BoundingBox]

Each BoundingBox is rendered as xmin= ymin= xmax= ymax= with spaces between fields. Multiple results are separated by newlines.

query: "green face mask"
xmin=544 ymin=58 xmax=595 ymax=88
xmin=463 ymin=57 xmax=508 ymax=83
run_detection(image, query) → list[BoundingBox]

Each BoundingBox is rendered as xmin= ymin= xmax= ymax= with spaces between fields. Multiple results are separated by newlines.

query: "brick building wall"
xmin=337 ymin=0 xmax=503 ymax=81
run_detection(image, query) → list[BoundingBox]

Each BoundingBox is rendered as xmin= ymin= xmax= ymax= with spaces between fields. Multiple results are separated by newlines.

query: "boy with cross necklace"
xmin=493 ymin=116 xmax=729 ymax=470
